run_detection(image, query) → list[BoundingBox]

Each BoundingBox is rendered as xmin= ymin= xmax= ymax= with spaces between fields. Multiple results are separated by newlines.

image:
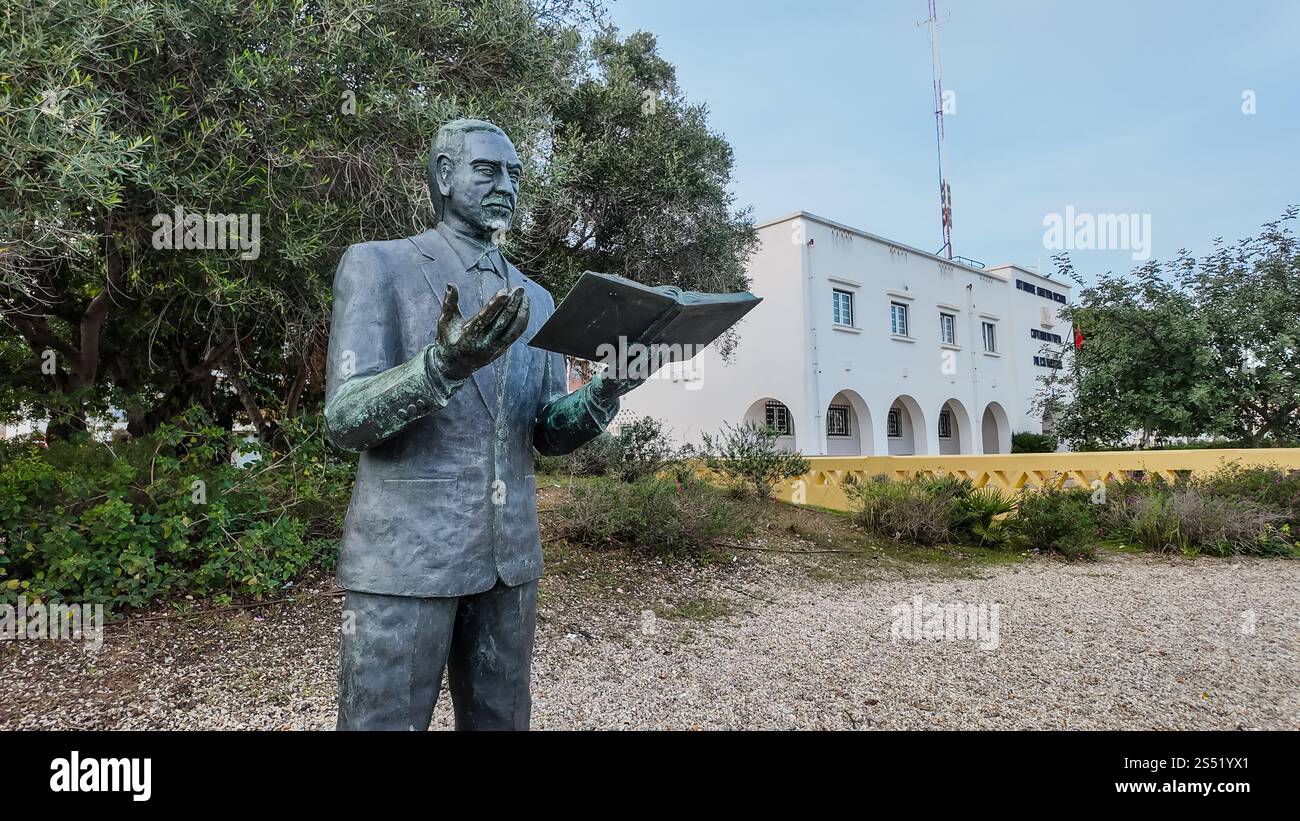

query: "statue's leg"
xmin=337 ymin=590 xmax=457 ymax=731
xmin=446 ymin=578 xmax=538 ymax=731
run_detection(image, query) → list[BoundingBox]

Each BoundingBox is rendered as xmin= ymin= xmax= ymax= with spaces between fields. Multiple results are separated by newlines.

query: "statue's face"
xmin=437 ymin=130 xmax=521 ymax=238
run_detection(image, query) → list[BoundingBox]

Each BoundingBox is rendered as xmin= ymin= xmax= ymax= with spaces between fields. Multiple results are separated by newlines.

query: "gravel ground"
xmin=2 ymin=550 xmax=1296 ymax=730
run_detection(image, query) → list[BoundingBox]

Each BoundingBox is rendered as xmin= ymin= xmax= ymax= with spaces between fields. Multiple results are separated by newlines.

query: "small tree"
xmin=701 ymin=421 xmax=809 ymax=499
xmin=1038 ymin=208 xmax=1300 ymax=449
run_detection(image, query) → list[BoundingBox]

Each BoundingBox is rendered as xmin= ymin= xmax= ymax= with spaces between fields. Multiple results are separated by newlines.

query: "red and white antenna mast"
xmin=921 ymin=0 xmax=953 ymax=259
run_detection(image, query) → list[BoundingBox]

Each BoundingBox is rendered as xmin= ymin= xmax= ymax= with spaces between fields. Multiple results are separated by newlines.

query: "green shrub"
xmin=534 ymin=415 xmax=686 ymax=482
xmin=844 ymin=474 xmax=962 ymax=545
xmin=701 ymin=422 xmax=810 ymax=499
xmin=919 ymin=474 xmax=975 ymax=500
xmin=557 ymin=474 xmax=751 ymax=559
xmin=0 ymin=408 xmax=350 ymax=611
xmin=1011 ymin=431 xmax=1059 ymax=453
xmin=953 ymin=486 xmax=1018 ymax=548
xmin=1011 ymin=487 xmax=1098 ymax=559
xmin=846 ymin=473 xmax=1025 ymax=549
xmin=1103 ymin=484 xmax=1293 ymax=556
xmin=543 ymin=431 xmax=623 ymax=477
xmin=608 ymin=416 xmax=680 ymax=482
xmin=1199 ymin=465 xmax=1300 ymax=529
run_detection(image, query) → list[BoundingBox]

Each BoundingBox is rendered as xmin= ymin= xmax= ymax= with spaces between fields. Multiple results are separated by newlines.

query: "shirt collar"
xmin=435 ymin=221 xmax=504 ymax=277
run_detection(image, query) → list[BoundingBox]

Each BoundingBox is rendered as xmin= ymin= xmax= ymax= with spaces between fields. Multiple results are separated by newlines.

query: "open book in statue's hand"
xmin=527 ymin=272 xmax=762 ymax=369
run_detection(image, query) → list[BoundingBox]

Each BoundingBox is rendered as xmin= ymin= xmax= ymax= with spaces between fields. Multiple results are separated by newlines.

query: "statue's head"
xmin=428 ymin=119 xmax=521 ymax=239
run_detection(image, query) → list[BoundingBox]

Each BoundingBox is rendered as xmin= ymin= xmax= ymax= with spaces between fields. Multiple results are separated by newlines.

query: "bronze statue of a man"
xmin=324 ymin=119 xmax=644 ymax=730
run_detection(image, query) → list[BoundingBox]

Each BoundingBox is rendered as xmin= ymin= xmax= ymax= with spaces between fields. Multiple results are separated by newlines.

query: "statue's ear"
xmin=435 ymin=154 xmax=455 ymax=198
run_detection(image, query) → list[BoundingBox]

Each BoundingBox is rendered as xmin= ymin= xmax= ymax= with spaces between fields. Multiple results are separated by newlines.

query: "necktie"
xmin=474 ymin=248 xmax=510 ymax=440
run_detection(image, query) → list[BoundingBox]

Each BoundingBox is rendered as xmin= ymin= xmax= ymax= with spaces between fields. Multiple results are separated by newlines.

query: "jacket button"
xmin=396 ymin=407 xmax=409 ymax=420
xmin=407 ymin=403 xmax=418 ymax=416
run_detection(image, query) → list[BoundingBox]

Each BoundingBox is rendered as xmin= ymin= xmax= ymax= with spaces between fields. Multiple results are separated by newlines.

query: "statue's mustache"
xmin=482 ymin=197 xmax=514 ymax=210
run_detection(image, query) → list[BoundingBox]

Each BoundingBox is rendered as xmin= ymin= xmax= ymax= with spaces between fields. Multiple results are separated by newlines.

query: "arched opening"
xmin=825 ymin=390 xmax=873 ymax=456
xmin=938 ymin=398 xmax=974 ymax=455
xmin=981 ymin=401 xmax=1011 ymax=454
xmin=744 ymin=397 xmax=798 ymax=452
xmin=886 ymin=395 xmax=927 ymax=455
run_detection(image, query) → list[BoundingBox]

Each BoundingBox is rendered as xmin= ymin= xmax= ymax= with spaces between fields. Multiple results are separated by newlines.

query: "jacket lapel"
xmin=410 ymin=229 xmax=497 ymax=420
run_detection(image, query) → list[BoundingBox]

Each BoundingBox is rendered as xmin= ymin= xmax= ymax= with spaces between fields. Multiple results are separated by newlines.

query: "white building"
xmin=621 ymin=211 xmax=1072 ymax=456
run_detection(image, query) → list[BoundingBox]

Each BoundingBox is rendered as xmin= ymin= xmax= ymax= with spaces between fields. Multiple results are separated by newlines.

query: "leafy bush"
xmin=607 ymin=416 xmax=681 ymax=482
xmin=0 ymin=409 xmax=351 ymax=611
xmin=844 ymin=474 xmax=962 ymax=545
xmin=953 ymin=487 xmax=1018 ymax=548
xmin=1199 ymin=465 xmax=1300 ymax=529
xmin=701 ymin=422 xmax=810 ymax=499
xmin=556 ymin=474 xmax=751 ymax=559
xmin=839 ymin=464 xmax=1298 ymax=559
xmin=535 ymin=432 xmax=622 ymax=477
xmin=1011 ymin=431 xmax=1059 ymax=453
xmin=1102 ymin=483 xmax=1293 ymax=556
xmin=534 ymin=416 xmax=686 ymax=482
xmin=919 ymin=474 xmax=975 ymax=500
xmin=846 ymin=474 xmax=1023 ymax=548
xmin=1010 ymin=488 xmax=1098 ymax=559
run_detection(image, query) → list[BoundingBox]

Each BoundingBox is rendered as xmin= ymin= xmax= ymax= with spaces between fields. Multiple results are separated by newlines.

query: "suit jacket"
xmin=323 ymin=228 xmax=613 ymax=597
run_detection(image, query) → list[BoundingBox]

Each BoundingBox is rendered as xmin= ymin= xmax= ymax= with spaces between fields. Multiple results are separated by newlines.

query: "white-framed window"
xmin=890 ymin=302 xmax=909 ymax=336
xmin=939 ymin=312 xmax=956 ymax=345
xmin=826 ymin=404 xmax=850 ymax=437
xmin=765 ymin=401 xmax=792 ymax=436
xmin=982 ymin=321 xmax=997 ymax=352
xmin=938 ymin=410 xmax=952 ymax=439
xmin=887 ymin=408 xmax=902 ymax=438
xmin=832 ymin=289 xmax=854 ymax=327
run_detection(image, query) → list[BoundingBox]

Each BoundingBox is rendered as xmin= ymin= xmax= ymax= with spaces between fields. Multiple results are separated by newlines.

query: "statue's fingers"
xmin=488 ymin=288 xmax=527 ymax=342
xmin=438 ymin=284 xmax=461 ymax=339
xmin=482 ymin=287 xmax=524 ymax=337
xmin=462 ymin=289 xmax=509 ymax=339
xmin=498 ymin=292 xmax=530 ymax=345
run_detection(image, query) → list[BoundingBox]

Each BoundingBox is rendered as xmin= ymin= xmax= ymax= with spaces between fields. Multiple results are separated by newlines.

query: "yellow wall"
xmin=773 ymin=449 xmax=1300 ymax=512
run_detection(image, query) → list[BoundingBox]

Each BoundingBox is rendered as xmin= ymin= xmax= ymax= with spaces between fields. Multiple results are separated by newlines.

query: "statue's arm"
xmin=323 ymin=246 xmax=465 ymax=452
xmin=527 ymin=287 xmax=614 ymax=456
xmin=533 ymin=349 xmax=620 ymax=456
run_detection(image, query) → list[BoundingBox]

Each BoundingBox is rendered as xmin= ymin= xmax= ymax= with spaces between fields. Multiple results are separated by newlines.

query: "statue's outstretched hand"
xmin=436 ymin=284 xmax=530 ymax=379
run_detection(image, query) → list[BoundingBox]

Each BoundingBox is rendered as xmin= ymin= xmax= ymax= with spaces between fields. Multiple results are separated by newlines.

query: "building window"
xmin=887 ymin=408 xmax=902 ymax=438
xmin=765 ymin=401 xmax=792 ymax=435
xmin=1033 ymin=356 xmax=1063 ymax=369
xmin=939 ymin=312 xmax=956 ymax=345
xmin=1030 ymin=329 xmax=1063 ymax=344
xmin=982 ymin=321 xmax=997 ymax=352
xmin=1017 ymin=278 xmax=1066 ymax=304
xmin=938 ymin=410 xmax=952 ymax=439
xmin=832 ymin=289 xmax=854 ymax=327
xmin=827 ymin=405 xmax=850 ymax=437
xmin=890 ymin=302 xmax=909 ymax=336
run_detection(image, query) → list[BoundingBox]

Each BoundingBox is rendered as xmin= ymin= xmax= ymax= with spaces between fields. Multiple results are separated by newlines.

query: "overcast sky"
xmin=607 ymin=0 xmax=1300 ymax=283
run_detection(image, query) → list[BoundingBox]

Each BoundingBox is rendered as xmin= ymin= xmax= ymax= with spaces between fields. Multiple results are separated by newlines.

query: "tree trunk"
xmin=4 ymin=231 xmax=126 ymax=441
xmin=125 ymin=337 xmax=235 ymax=438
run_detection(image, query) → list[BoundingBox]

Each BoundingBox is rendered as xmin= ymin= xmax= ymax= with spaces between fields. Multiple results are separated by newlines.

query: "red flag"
xmin=1074 ymin=326 xmax=1084 ymax=350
